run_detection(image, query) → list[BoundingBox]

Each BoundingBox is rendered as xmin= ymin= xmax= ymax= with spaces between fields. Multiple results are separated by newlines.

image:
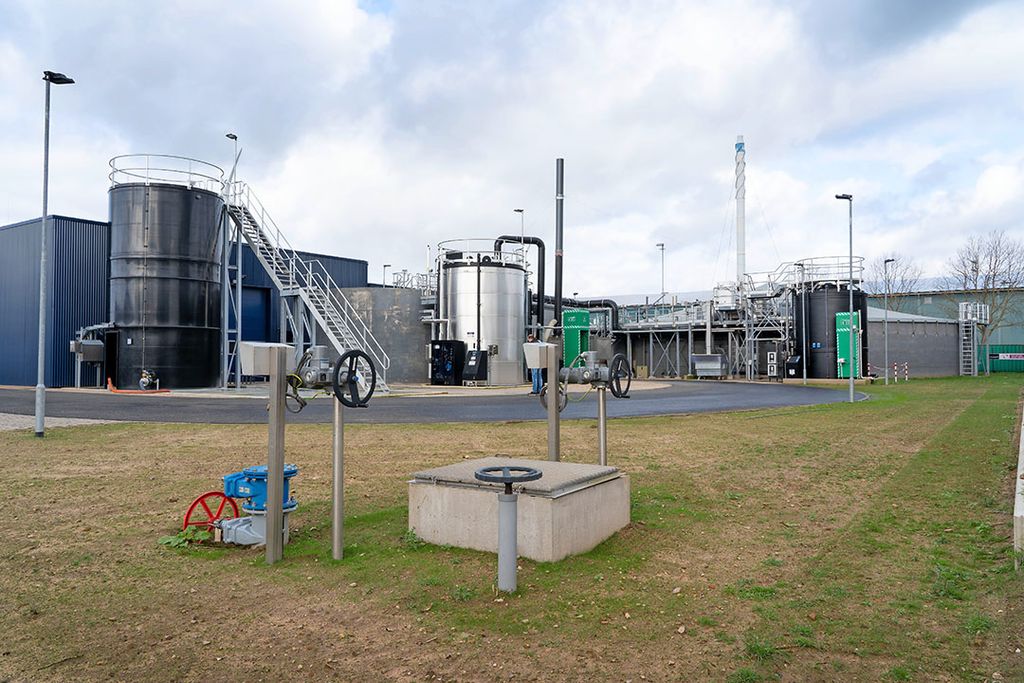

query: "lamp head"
xmin=226 ymin=133 xmax=238 ymax=141
xmin=513 ymin=208 xmax=524 ymax=214
xmin=884 ymin=258 xmax=896 ymax=264
xmin=43 ymin=71 xmax=74 ymax=85
xmin=835 ymin=193 xmax=852 ymax=201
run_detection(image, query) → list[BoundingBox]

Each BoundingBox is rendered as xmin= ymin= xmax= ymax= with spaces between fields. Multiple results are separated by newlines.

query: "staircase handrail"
xmin=225 ymin=181 xmax=391 ymax=374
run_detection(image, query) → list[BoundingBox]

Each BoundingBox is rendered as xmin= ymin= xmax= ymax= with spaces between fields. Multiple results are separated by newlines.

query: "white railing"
xmin=959 ymin=302 xmax=990 ymax=324
xmin=746 ymin=255 xmax=865 ymax=296
xmin=109 ymin=154 xmax=224 ymax=193
xmin=437 ymin=238 xmax=530 ymax=269
xmin=225 ymin=181 xmax=391 ymax=379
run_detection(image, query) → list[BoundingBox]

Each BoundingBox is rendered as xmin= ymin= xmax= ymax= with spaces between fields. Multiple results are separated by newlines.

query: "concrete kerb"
xmin=1015 ymin=404 xmax=1024 ymax=570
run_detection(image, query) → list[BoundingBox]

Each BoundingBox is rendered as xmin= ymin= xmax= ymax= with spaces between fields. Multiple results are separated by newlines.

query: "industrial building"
xmin=1 ymin=143 xmax=1011 ymax=393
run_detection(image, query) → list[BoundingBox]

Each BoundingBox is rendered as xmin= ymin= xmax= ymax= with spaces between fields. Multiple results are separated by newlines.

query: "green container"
xmin=562 ymin=309 xmax=590 ymax=368
xmin=984 ymin=344 xmax=1024 ymax=373
xmin=835 ymin=312 xmax=862 ymax=379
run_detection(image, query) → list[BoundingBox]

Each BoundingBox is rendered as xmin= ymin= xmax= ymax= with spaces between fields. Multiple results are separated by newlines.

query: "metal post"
xmin=597 ymin=386 xmax=608 ymax=466
xmin=883 ymin=258 xmax=892 ymax=385
xmin=234 ymin=221 xmax=242 ymax=388
xmin=265 ymin=346 xmax=287 ymax=564
xmin=547 ymin=340 xmax=560 ymax=461
xmin=836 ymin=194 xmax=855 ymax=401
xmin=332 ymin=398 xmax=345 ymax=560
xmin=34 ymin=81 xmax=52 ymax=438
xmin=220 ymin=211 xmax=229 ymax=388
xmin=847 ymin=201 xmax=854 ymax=402
xmin=497 ymin=490 xmax=518 ymax=592
xmin=554 ymin=158 xmax=564 ymax=329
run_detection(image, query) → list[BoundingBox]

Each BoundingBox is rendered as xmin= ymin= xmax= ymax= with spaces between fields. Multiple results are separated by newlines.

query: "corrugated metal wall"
xmin=0 ymin=216 xmax=110 ymax=387
xmin=985 ymin=344 xmax=1024 ymax=373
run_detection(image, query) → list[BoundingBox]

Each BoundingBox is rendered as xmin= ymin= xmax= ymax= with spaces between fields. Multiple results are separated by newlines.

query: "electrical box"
xmin=430 ymin=340 xmax=466 ymax=386
xmin=239 ymin=342 xmax=295 ymax=376
xmin=523 ymin=342 xmax=554 ymax=369
xmin=464 ymin=350 xmax=488 ymax=382
xmin=562 ymin=309 xmax=590 ymax=368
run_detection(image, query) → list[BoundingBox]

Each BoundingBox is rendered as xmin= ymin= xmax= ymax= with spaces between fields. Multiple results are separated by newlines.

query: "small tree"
xmin=864 ymin=253 xmax=923 ymax=312
xmin=942 ymin=230 xmax=1024 ymax=374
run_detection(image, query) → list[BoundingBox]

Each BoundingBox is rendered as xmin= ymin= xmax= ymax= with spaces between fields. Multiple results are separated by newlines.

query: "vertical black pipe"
xmin=553 ymin=158 xmax=564 ymax=338
xmin=475 ymin=259 xmax=482 ymax=351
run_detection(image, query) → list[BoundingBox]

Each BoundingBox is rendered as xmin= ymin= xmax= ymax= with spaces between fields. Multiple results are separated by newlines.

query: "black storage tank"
xmin=108 ymin=181 xmax=223 ymax=388
xmin=792 ymin=284 xmax=868 ymax=379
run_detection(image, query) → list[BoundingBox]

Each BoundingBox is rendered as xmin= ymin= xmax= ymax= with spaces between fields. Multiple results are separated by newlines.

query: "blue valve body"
xmin=223 ymin=464 xmax=299 ymax=513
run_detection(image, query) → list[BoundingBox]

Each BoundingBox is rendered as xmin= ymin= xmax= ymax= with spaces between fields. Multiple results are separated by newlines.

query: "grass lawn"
xmin=1 ymin=375 xmax=1022 ymax=681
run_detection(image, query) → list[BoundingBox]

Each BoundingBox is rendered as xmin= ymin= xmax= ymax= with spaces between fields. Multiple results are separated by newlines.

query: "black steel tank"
xmin=108 ymin=183 xmax=223 ymax=388
xmin=792 ymin=284 xmax=868 ymax=379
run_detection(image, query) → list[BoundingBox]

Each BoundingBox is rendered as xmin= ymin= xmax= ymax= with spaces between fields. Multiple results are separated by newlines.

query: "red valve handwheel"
xmin=182 ymin=491 xmax=240 ymax=531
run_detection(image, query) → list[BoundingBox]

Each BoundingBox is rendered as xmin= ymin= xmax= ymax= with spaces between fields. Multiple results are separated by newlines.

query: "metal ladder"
xmin=225 ymin=181 xmax=390 ymax=392
xmin=958 ymin=321 xmax=976 ymax=376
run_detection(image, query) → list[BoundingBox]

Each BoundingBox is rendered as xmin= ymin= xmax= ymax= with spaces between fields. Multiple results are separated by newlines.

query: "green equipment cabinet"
xmin=562 ymin=309 xmax=591 ymax=368
xmin=835 ymin=311 xmax=862 ymax=379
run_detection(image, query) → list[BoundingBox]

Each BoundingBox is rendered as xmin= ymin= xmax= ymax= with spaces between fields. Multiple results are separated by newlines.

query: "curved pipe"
xmin=536 ymin=295 xmax=619 ymax=332
xmin=494 ymin=235 xmax=545 ymax=328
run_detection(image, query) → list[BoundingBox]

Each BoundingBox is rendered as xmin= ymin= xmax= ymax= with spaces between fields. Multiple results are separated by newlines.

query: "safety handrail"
xmin=225 ymin=181 xmax=391 ymax=377
xmin=109 ymin=154 xmax=224 ymax=192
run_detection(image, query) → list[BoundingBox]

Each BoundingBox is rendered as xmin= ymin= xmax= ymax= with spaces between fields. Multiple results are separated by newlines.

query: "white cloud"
xmin=0 ymin=0 xmax=1021 ymax=297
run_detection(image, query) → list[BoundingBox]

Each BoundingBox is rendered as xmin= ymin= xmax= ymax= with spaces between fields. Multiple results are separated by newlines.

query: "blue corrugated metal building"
xmin=0 ymin=215 xmax=368 ymax=387
xmin=0 ymin=216 xmax=109 ymax=388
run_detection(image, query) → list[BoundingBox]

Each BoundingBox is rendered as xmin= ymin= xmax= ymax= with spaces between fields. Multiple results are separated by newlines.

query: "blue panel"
xmin=0 ymin=218 xmax=42 ymax=386
xmin=241 ymin=287 xmax=271 ymax=342
xmin=48 ymin=217 xmax=110 ymax=387
xmin=0 ymin=216 xmax=109 ymax=388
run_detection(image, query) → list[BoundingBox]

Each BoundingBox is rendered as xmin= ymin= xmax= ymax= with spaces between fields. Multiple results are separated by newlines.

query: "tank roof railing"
xmin=109 ymin=154 xmax=225 ymax=193
xmin=438 ymin=238 xmax=529 ymax=269
xmin=745 ymin=255 xmax=865 ymax=297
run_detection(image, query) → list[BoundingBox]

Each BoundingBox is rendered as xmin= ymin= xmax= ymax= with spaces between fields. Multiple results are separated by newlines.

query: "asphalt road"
xmin=0 ymin=381 xmax=858 ymax=425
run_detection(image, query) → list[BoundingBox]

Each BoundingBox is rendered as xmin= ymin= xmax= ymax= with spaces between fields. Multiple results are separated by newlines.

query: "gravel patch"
xmin=0 ymin=412 xmax=119 ymax=431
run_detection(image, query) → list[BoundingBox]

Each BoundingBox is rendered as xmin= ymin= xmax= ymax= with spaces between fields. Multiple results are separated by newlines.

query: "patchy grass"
xmin=0 ymin=375 xmax=1022 ymax=681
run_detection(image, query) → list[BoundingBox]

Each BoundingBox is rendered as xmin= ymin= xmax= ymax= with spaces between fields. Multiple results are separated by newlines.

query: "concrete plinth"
xmin=408 ymin=456 xmax=630 ymax=562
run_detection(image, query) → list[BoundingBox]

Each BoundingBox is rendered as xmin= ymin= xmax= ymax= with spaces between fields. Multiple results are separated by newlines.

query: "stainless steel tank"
xmin=108 ymin=155 xmax=225 ymax=388
xmin=439 ymin=240 xmax=527 ymax=385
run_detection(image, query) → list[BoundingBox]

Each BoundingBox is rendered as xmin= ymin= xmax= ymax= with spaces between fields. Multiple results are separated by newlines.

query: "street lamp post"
xmin=835 ymin=193 xmax=855 ymax=404
xmin=795 ymin=261 xmax=807 ymax=385
xmin=382 ymin=264 xmax=391 ymax=288
xmin=658 ymin=243 xmax=666 ymax=298
xmin=35 ymin=70 xmax=74 ymax=438
xmin=883 ymin=257 xmax=895 ymax=385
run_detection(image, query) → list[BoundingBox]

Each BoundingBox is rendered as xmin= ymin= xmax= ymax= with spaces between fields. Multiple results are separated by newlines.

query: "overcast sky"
xmin=1 ymin=0 xmax=1021 ymax=297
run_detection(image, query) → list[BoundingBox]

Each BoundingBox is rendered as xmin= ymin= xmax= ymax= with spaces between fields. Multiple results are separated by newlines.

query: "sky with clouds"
xmin=1 ymin=0 xmax=1021 ymax=297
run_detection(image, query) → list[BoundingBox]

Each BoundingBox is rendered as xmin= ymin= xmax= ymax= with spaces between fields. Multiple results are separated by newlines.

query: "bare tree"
xmin=864 ymin=253 xmax=923 ymax=312
xmin=942 ymin=230 xmax=1024 ymax=373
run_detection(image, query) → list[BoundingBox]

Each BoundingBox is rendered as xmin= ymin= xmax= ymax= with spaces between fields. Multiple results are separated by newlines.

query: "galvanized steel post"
xmin=597 ymin=386 xmax=608 ymax=466
xmin=265 ymin=346 xmax=287 ymax=564
xmin=332 ymin=398 xmax=345 ymax=560
xmin=497 ymin=492 xmax=518 ymax=592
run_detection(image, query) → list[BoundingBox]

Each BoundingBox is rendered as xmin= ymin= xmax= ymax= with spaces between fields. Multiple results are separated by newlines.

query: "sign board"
xmin=768 ymin=363 xmax=778 ymax=377
xmin=997 ymin=353 xmax=1024 ymax=360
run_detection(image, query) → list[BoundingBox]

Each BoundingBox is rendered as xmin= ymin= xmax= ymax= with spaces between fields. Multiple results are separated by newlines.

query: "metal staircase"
xmin=224 ymin=181 xmax=390 ymax=392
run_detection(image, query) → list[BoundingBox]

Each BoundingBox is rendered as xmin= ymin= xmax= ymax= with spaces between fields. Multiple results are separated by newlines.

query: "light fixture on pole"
xmin=657 ymin=242 xmax=666 ymax=298
xmin=225 ymin=133 xmax=239 ymax=180
xmin=835 ymin=193 xmax=855 ymax=404
xmin=513 ymin=208 xmax=525 ymax=262
xmin=35 ymin=70 xmax=75 ymax=438
xmin=794 ymin=261 xmax=807 ymax=385
xmin=883 ymin=257 xmax=895 ymax=385
xmin=382 ymin=264 xmax=391 ymax=288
